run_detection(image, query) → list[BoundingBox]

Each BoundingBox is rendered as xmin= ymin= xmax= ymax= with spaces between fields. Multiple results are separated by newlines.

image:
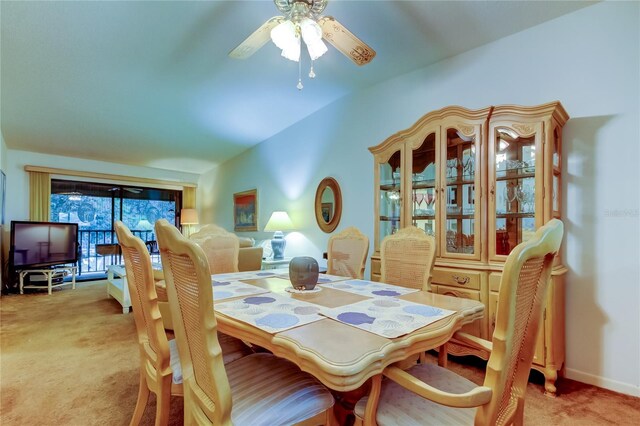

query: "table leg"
xmin=438 ymin=343 xmax=449 ymax=368
xmin=363 ymin=374 xmax=382 ymax=426
xmin=47 ymin=271 xmax=53 ymax=295
xmin=71 ymin=268 xmax=76 ymax=290
xmin=19 ymin=272 xmax=25 ymax=294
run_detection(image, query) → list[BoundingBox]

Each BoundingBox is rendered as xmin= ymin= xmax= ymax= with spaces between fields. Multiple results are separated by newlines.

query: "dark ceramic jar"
xmin=289 ymin=256 xmax=319 ymax=290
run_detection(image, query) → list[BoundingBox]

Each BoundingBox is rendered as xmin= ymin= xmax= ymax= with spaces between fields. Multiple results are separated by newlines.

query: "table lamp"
xmin=264 ymin=211 xmax=294 ymax=260
xmin=180 ymin=208 xmax=199 ymax=237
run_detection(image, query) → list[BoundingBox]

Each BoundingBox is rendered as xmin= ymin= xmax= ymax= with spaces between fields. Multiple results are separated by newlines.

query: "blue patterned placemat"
xmin=321 ymin=298 xmax=455 ymax=338
xmin=212 ymin=280 xmax=270 ymax=301
xmin=319 ymin=279 xmax=419 ymax=298
xmin=215 ymin=293 xmax=325 ymax=333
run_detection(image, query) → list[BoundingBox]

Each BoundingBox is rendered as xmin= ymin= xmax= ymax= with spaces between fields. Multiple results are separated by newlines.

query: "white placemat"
xmin=215 ymin=293 xmax=325 ymax=333
xmin=212 ymin=279 xmax=270 ymax=301
xmin=319 ymin=279 xmax=419 ymax=298
xmin=321 ymin=298 xmax=455 ymax=338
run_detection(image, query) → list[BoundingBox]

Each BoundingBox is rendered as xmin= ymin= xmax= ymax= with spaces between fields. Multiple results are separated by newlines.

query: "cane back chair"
xmin=355 ymin=219 xmax=564 ymax=426
xmin=327 ymin=226 xmax=369 ymax=279
xmin=154 ymin=219 xmax=335 ymax=425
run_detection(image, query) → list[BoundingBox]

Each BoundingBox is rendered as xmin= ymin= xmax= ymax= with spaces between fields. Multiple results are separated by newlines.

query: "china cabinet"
xmin=369 ymin=102 xmax=569 ymax=395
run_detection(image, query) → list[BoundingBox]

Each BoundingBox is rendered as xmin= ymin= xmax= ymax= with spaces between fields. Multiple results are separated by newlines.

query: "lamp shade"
xmin=264 ymin=211 xmax=294 ymax=232
xmin=180 ymin=208 xmax=199 ymax=225
xmin=271 ymin=20 xmax=301 ymax=62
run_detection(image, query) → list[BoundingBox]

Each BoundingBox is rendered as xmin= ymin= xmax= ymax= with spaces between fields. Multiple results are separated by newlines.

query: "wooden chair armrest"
xmin=383 ymin=366 xmax=492 ymax=408
xmin=453 ymin=331 xmax=493 ymax=353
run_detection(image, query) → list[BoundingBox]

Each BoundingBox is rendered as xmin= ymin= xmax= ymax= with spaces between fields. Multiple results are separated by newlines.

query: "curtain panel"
xmin=29 ymin=171 xmax=51 ymax=221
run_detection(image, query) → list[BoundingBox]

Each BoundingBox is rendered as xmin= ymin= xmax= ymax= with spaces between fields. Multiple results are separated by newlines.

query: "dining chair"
xmin=154 ymin=224 xmax=240 ymax=329
xmin=188 ymin=224 xmax=240 ymax=274
xmin=380 ymin=226 xmax=436 ymax=291
xmin=155 ymin=219 xmax=335 ymax=425
xmin=354 ymin=219 xmax=564 ymax=426
xmin=115 ymin=221 xmax=252 ymax=426
xmin=327 ymin=226 xmax=369 ymax=279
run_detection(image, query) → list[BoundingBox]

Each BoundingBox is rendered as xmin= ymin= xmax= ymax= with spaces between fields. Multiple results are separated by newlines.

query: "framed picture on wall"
xmin=233 ymin=189 xmax=258 ymax=232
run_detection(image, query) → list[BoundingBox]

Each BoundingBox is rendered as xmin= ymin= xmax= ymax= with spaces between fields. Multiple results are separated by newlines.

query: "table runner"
xmin=319 ymin=279 xmax=419 ymax=298
xmin=320 ymin=298 xmax=455 ymax=338
xmin=215 ymin=292 xmax=325 ymax=333
xmin=212 ymin=279 xmax=270 ymax=301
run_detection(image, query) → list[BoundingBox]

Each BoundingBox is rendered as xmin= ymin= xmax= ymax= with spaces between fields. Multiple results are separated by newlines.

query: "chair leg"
xmin=154 ymin=376 xmax=172 ymax=426
xmin=130 ymin=374 xmax=150 ymax=426
xmin=438 ymin=343 xmax=448 ymax=368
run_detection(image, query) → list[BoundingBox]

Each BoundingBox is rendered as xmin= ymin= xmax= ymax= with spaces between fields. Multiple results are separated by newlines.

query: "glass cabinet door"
xmin=443 ymin=127 xmax=479 ymax=257
xmin=492 ymin=126 xmax=538 ymax=257
xmin=410 ymin=132 xmax=437 ymax=237
xmin=378 ymin=149 xmax=402 ymax=246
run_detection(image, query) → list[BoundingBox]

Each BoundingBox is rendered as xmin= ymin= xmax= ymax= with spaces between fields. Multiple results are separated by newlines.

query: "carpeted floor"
xmin=1 ymin=281 xmax=639 ymax=425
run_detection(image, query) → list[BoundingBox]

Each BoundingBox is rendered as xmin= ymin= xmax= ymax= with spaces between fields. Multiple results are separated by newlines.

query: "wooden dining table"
xmin=212 ymin=272 xmax=485 ymax=393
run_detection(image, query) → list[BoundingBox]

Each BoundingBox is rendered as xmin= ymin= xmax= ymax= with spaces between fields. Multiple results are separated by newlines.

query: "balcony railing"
xmin=77 ymin=229 xmax=158 ymax=276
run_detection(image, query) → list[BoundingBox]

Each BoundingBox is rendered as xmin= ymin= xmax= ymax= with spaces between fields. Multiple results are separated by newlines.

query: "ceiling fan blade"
xmin=229 ymin=16 xmax=284 ymax=59
xmin=318 ymin=16 xmax=376 ymax=66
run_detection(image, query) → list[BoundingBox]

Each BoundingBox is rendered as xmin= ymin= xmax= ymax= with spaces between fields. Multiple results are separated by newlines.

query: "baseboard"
xmin=565 ymin=368 xmax=640 ymax=397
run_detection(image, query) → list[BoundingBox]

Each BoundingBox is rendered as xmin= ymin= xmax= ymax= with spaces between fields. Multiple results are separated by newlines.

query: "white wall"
xmin=5 ymin=149 xmax=200 ymax=224
xmin=203 ymin=2 xmax=640 ymax=396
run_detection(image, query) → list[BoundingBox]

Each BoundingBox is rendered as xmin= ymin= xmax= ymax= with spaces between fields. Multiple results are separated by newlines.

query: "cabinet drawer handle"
xmin=452 ymin=275 xmax=470 ymax=285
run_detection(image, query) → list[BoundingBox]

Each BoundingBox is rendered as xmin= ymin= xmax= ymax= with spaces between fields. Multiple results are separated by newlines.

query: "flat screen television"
xmin=10 ymin=221 xmax=79 ymax=269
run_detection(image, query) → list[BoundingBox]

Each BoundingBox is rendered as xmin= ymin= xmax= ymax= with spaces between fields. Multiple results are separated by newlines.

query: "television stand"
xmin=19 ymin=266 xmax=77 ymax=295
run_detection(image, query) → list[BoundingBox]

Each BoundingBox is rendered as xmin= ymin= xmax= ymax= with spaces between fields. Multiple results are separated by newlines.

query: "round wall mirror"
xmin=315 ymin=177 xmax=342 ymax=233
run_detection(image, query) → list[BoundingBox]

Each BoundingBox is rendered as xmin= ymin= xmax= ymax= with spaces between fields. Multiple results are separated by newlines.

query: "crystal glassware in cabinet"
xmin=409 ymin=132 xmax=437 ymax=236
xmin=376 ymin=148 xmax=403 ymax=249
xmin=442 ymin=126 xmax=480 ymax=257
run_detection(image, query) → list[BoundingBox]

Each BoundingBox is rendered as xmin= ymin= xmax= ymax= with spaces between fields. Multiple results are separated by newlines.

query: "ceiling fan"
xmin=229 ymin=0 xmax=375 ymax=69
xmin=109 ymin=187 xmax=143 ymax=194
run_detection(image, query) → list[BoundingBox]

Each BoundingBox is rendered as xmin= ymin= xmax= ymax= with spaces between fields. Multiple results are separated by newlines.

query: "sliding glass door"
xmin=50 ymin=180 xmax=181 ymax=276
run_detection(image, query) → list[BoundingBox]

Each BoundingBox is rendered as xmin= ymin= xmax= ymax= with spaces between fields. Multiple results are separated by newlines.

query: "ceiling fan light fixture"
xmin=271 ymin=20 xmax=301 ymax=61
xmin=300 ymin=18 xmax=327 ymax=61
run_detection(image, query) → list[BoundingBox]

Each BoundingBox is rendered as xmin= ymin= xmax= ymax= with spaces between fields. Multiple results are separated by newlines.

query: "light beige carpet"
xmin=1 ymin=281 xmax=639 ymax=425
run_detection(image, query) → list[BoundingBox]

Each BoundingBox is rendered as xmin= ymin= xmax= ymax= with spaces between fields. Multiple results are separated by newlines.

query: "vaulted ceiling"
xmin=1 ymin=1 xmax=594 ymax=174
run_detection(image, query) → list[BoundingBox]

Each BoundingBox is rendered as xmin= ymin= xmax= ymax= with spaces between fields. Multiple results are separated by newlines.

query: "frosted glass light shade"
xmin=180 ymin=208 xmax=199 ymax=225
xmin=264 ymin=211 xmax=294 ymax=232
xmin=271 ymin=21 xmax=300 ymax=62
xmin=300 ymin=18 xmax=327 ymax=60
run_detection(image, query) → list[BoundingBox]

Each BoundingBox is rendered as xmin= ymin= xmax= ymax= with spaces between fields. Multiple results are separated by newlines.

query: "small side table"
xmin=261 ymin=257 xmax=292 ymax=270
xmin=106 ymin=264 xmax=131 ymax=314
xmin=19 ymin=266 xmax=77 ymax=295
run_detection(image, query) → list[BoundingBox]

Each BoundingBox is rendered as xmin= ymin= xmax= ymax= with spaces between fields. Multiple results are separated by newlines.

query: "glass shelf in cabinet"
xmin=412 ymin=179 xmax=436 ymax=189
xmin=495 ymin=212 xmax=535 ymax=218
xmin=380 ymin=182 xmax=401 ymax=191
xmin=495 ymin=169 xmax=535 ymax=180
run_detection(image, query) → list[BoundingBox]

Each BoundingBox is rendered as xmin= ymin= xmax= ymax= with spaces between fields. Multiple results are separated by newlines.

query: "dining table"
xmin=210 ymin=269 xmax=485 ymax=395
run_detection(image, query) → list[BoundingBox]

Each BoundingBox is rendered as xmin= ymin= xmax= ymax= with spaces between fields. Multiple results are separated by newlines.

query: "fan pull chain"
xmin=309 ymin=60 xmax=316 ymax=79
xmin=297 ymin=59 xmax=304 ymax=90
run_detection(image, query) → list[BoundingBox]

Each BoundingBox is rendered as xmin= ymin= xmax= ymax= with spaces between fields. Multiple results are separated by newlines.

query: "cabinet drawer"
xmin=433 ymin=284 xmax=482 ymax=338
xmin=432 ymin=268 xmax=481 ymax=290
